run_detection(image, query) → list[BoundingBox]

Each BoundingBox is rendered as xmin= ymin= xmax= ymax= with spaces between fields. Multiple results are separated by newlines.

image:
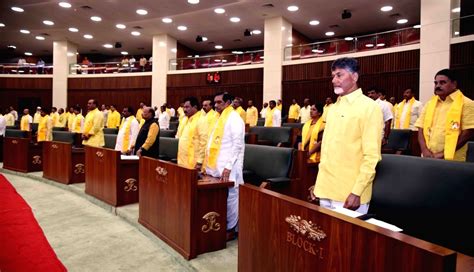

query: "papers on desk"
xmin=120 ymin=155 xmax=139 ymax=160
xmin=365 ymin=218 xmax=403 ymax=232
xmin=332 ymin=206 xmax=363 ymax=218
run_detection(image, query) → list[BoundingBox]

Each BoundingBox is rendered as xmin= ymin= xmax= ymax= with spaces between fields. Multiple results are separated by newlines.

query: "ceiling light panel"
xmin=380 ymin=6 xmax=393 ymax=12
xmin=116 ymin=24 xmax=126 ymax=29
xmin=136 ymin=9 xmax=148 ymax=15
xmin=214 ymin=8 xmax=225 ymax=14
xmin=230 ymin=17 xmax=240 ymax=23
xmin=287 ymin=5 xmax=299 ymax=12
xmin=162 ymin=18 xmax=172 ymax=23
xmin=43 ymin=20 xmax=54 ymax=25
xmin=11 ymin=7 xmax=24 ymax=12
xmin=69 ymin=27 xmax=79 ymax=32
xmin=90 ymin=16 xmax=102 ymax=22
xmin=59 ymin=2 xmax=72 ymax=8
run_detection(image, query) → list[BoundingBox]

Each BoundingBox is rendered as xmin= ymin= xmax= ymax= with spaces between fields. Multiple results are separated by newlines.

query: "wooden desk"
xmin=85 ymin=146 xmax=139 ymax=206
xmin=138 ymin=157 xmax=233 ymax=260
xmin=42 ymin=141 xmax=85 ymax=184
xmin=3 ymin=137 xmax=42 ymax=172
xmin=239 ymin=184 xmax=469 ymax=272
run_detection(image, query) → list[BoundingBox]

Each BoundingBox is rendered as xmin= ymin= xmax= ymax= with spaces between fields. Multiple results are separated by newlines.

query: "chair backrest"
xmin=5 ymin=129 xmax=28 ymax=138
xmin=158 ymin=137 xmax=178 ymax=161
xmin=282 ymin=123 xmax=303 ymax=129
xmin=104 ymin=134 xmax=117 ymax=149
xmin=52 ymin=131 xmax=75 ymax=144
xmin=52 ymin=127 xmax=66 ymax=131
xmin=256 ymin=119 xmax=265 ymax=126
xmin=243 ymin=144 xmax=294 ymax=180
xmin=467 ymin=141 xmax=474 ymax=162
xmin=169 ymin=121 xmax=179 ymax=131
xmin=249 ymin=126 xmax=292 ymax=146
xmin=160 ymin=129 xmax=177 ymax=138
xmin=384 ymin=129 xmax=411 ymax=151
xmin=371 ymin=154 xmax=474 ymax=256
xmin=103 ymin=128 xmax=119 ymax=135
xmin=6 ymin=125 xmax=18 ymax=130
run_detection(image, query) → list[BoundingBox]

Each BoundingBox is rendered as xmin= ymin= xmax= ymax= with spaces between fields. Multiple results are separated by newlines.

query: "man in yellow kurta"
xmin=4 ymin=110 xmax=15 ymax=126
xmin=82 ymin=99 xmax=105 ymax=147
xmin=67 ymin=107 xmax=75 ymax=131
xmin=50 ymin=107 xmax=60 ymax=127
xmin=136 ymin=102 xmax=145 ymax=123
xmin=58 ymin=108 xmax=67 ymax=127
xmin=264 ymin=100 xmax=281 ymax=127
xmin=288 ymin=99 xmax=300 ymax=122
xmin=199 ymin=99 xmax=219 ymax=135
xmin=322 ymin=97 xmax=334 ymax=121
xmin=72 ymin=106 xmax=84 ymax=133
xmin=177 ymin=97 xmax=207 ymax=169
xmin=313 ymin=57 xmax=382 ymax=214
xmin=245 ymin=100 xmax=258 ymax=127
xmin=177 ymin=103 xmax=185 ymax=120
xmin=106 ymin=105 xmax=121 ymax=128
xmin=415 ymin=69 xmax=474 ymax=161
xmin=20 ymin=109 xmax=32 ymax=131
xmin=37 ymin=108 xmax=53 ymax=142
xmin=232 ymin=97 xmax=246 ymax=123
xmin=33 ymin=107 xmax=42 ymax=123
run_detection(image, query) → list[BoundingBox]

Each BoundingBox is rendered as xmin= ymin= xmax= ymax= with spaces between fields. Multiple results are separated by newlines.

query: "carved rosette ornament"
xmin=74 ymin=163 xmax=85 ymax=174
xmin=95 ymin=151 xmax=104 ymax=158
xmin=201 ymin=212 xmax=221 ymax=233
xmin=285 ymin=215 xmax=326 ymax=242
xmin=11 ymin=139 xmax=19 ymax=144
xmin=124 ymin=178 xmax=138 ymax=192
xmin=32 ymin=155 xmax=42 ymax=165
xmin=51 ymin=144 xmax=59 ymax=149
xmin=155 ymin=166 xmax=168 ymax=183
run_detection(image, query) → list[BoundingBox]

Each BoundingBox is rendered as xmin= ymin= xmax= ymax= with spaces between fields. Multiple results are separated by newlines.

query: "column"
xmin=263 ymin=17 xmax=292 ymax=103
xmin=151 ymin=34 xmax=177 ymax=107
xmin=419 ymin=0 xmax=451 ymax=103
xmin=52 ymin=40 xmax=77 ymax=108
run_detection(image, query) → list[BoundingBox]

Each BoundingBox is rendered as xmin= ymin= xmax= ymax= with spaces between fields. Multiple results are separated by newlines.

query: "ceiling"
xmin=0 ymin=0 xmax=420 ymax=58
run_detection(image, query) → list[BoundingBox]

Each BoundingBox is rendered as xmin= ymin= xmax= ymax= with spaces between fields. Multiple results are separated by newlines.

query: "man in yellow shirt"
xmin=106 ymin=105 xmax=121 ymax=128
xmin=322 ymin=97 xmax=334 ymax=121
xmin=82 ymin=99 xmax=105 ymax=147
xmin=20 ymin=109 xmax=32 ymax=131
xmin=299 ymin=98 xmax=311 ymax=124
xmin=177 ymin=102 xmax=185 ymax=120
xmin=288 ymin=99 xmax=300 ymax=122
xmin=135 ymin=107 xmax=160 ymax=158
xmin=67 ymin=107 xmax=75 ymax=131
xmin=136 ymin=102 xmax=145 ymax=123
xmin=312 ymin=57 xmax=382 ymax=214
xmin=50 ymin=107 xmax=60 ymax=127
xmin=37 ymin=108 xmax=53 ymax=142
xmin=393 ymin=88 xmax=422 ymax=130
xmin=4 ymin=109 xmax=15 ymax=126
xmin=415 ymin=69 xmax=474 ymax=161
xmin=33 ymin=107 xmax=42 ymax=123
xmin=232 ymin=97 xmax=246 ymax=123
xmin=200 ymin=99 xmax=218 ymax=134
xmin=177 ymin=97 xmax=207 ymax=169
xmin=276 ymin=99 xmax=282 ymax=111
xmin=72 ymin=106 xmax=84 ymax=133
xmin=58 ymin=108 xmax=67 ymax=127
xmin=245 ymin=100 xmax=258 ymax=127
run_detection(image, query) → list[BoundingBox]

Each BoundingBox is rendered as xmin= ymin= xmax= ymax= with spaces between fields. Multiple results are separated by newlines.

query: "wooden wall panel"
xmin=451 ymin=41 xmax=474 ymax=99
xmin=0 ymin=78 xmax=52 ymax=113
xmin=167 ymin=68 xmax=263 ymax=108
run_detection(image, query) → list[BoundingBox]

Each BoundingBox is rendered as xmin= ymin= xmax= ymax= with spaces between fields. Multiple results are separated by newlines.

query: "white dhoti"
xmin=319 ymin=198 xmax=369 ymax=214
xmin=227 ymin=187 xmax=239 ymax=230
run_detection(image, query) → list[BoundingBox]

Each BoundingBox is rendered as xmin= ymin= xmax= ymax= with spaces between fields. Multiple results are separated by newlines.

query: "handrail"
xmin=169 ymin=50 xmax=264 ymax=70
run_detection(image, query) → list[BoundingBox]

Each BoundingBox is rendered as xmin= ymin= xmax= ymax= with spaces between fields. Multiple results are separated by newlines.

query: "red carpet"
xmin=0 ymin=174 xmax=67 ymax=272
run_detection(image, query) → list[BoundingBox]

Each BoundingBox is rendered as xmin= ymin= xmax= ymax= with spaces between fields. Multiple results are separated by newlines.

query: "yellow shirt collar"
xmin=339 ymin=88 xmax=363 ymax=104
xmin=439 ymin=89 xmax=462 ymax=102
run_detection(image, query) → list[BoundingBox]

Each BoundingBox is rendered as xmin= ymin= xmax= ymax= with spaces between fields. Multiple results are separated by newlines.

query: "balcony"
xmin=69 ymin=61 xmax=152 ymax=74
xmin=169 ymin=50 xmax=264 ymax=70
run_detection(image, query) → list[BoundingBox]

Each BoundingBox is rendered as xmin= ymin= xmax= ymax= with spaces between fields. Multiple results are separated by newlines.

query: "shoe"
xmin=226 ymin=229 xmax=236 ymax=241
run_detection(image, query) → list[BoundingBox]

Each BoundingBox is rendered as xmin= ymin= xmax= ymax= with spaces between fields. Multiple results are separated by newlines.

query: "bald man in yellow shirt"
xmin=245 ymin=100 xmax=258 ymax=127
xmin=288 ymin=99 xmax=300 ymax=122
xmin=232 ymin=97 xmax=246 ymax=123
xmin=312 ymin=57 xmax=382 ymax=214
xmin=82 ymin=99 xmax=105 ymax=147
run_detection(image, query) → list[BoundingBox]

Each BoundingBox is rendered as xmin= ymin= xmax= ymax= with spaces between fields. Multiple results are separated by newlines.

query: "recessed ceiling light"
xmin=287 ymin=5 xmax=299 ymax=12
xmin=20 ymin=29 xmax=30 ymax=34
xmin=194 ymin=55 xmax=200 ymax=57
xmin=377 ymin=43 xmax=385 ymax=47
xmin=83 ymin=34 xmax=93 ymax=39
xmin=131 ymin=31 xmax=141 ymax=36
xmin=413 ymin=24 xmax=421 ymax=29
xmin=68 ymin=27 xmax=79 ymax=32
xmin=345 ymin=37 xmax=354 ymax=41
xmin=35 ymin=36 xmax=45 ymax=40
xmin=397 ymin=19 xmax=408 ymax=24
xmin=215 ymin=45 xmax=223 ymax=49
xmin=136 ymin=9 xmax=148 ymax=15
xmin=232 ymin=51 xmax=243 ymax=54
xmin=230 ymin=17 xmax=240 ymax=23
xmin=59 ymin=2 xmax=72 ymax=8
xmin=366 ymin=44 xmax=374 ymax=47
xmin=103 ymin=44 xmax=113 ymax=48
xmin=454 ymin=31 xmax=460 ymax=35
xmin=214 ymin=59 xmax=221 ymax=62
xmin=188 ymin=0 xmax=199 ymax=4
xmin=252 ymin=30 xmax=262 ymax=35
xmin=451 ymin=7 xmax=460 ymax=13
xmin=0 ymin=23 xmax=5 ymax=27
xmin=162 ymin=18 xmax=172 ymax=23
xmin=43 ymin=20 xmax=54 ymax=26
xmin=8 ymin=45 xmax=16 ymax=49
xmin=325 ymin=31 xmax=335 ymax=36
xmin=90 ymin=16 xmax=102 ymax=22
xmin=116 ymin=24 xmax=126 ymax=29
xmin=380 ymin=6 xmax=393 ymax=12
xmin=214 ymin=8 xmax=225 ymax=14
xmin=25 ymin=52 xmax=33 ymax=56
xmin=177 ymin=25 xmax=187 ymax=31
xmin=309 ymin=20 xmax=320 ymax=26
xmin=202 ymin=36 xmax=208 ymax=41
xmin=121 ymin=51 xmax=128 ymax=55
xmin=11 ymin=7 xmax=24 ymax=12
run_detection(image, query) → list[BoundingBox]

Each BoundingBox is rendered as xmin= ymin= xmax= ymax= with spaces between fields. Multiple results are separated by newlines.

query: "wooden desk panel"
xmin=43 ymin=142 xmax=85 ymax=184
xmin=239 ymin=184 xmax=459 ymax=272
xmin=3 ymin=137 xmax=42 ymax=172
xmin=139 ymin=157 xmax=232 ymax=260
xmin=289 ymin=150 xmax=319 ymax=201
xmin=85 ymin=146 xmax=138 ymax=206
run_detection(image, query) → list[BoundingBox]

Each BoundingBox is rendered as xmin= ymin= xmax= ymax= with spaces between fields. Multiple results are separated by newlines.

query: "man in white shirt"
xmin=0 ymin=114 xmax=6 ymax=136
xmin=158 ymin=106 xmax=171 ymax=129
xmin=393 ymin=88 xmax=422 ymax=130
xmin=205 ymin=92 xmax=245 ymax=240
xmin=264 ymin=100 xmax=281 ymax=127
xmin=115 ymin=106 xmax=139 ymax=154
xmin=299 ymin=98 xmax=311 ymax=123
xmin=368 ymin=88 xmax=393 ymax=145
xmin=260 ymin=102 xmax=268 ymax=118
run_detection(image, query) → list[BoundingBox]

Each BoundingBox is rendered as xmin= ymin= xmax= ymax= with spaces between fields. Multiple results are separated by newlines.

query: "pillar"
xmin=151 ymin=34 xmax=177 ymax=107
xmin=52 ymin=40 xmax=77 ymax=108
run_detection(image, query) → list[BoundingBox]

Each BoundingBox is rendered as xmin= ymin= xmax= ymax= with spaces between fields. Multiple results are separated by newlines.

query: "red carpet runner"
xmin=0 ymin=174 xmax=67 ymax=272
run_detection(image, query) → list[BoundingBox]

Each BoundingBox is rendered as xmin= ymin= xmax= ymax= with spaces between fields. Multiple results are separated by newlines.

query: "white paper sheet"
xmin=332 ymin=206 xmax=363 ymax=218
xmin=365 ymin=218 xmax=403 ymax=232
xmin=120 ymin=155 xmax=139 ymax=160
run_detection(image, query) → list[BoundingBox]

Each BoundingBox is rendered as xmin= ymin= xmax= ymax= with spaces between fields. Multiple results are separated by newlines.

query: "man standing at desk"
xmin=115 ymin=106 xmax=139 ymax=155
xmin=178 ymin=97 xmax=205 ymax=169
xmin=37 ymin=108 xmax=53 ymax=142
xmin=205 ymin=92 xmax=245 ymax=240
xmin=135 ymin=107 xmax=160 ymax=158
xmin=20 ymin=109 xmax=32 ymax=131
xmin=82 ymin=99 xmax=105 ymax=147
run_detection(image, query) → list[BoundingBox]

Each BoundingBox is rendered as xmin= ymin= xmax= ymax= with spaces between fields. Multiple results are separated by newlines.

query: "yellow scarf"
xmin=423 ymin=90 xmax=464 ymax=160
xmin=20 ymin=115 xmax=30 ymax=131
xmin=178 ymin=112 xmax=202 ymax=168
xmin=395 ymin=97 xmax=415 ymax=129
xmin=264 ymin=108 xmax=275 ymax=127
xmin=120 ymin=116 xmax=136 ymax=153
xmin=236 ymin=106 xmax=246 ymax=123
xmin=301 ymin=118 xmax=324 ymax=162
xmin=205 ymin=106 xmax=233 ymax=168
